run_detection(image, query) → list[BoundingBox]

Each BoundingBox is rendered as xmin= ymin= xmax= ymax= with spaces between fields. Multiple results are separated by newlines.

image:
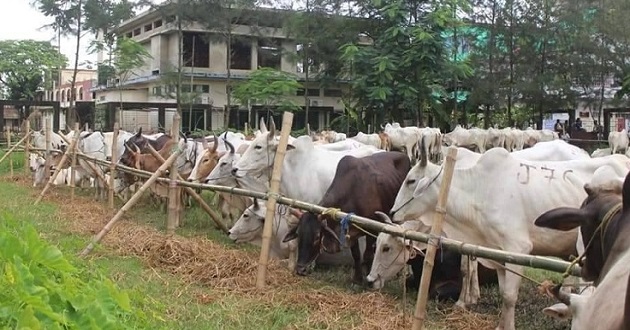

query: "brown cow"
xmin=283 ymin=151 xmax=411 ymax=284
xmin=535 ymin=174 xmax=630 ymax=329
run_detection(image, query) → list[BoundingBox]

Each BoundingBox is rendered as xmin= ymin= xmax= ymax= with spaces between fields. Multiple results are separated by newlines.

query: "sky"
xmin=0 ymin=1 xmax=97 ymax=69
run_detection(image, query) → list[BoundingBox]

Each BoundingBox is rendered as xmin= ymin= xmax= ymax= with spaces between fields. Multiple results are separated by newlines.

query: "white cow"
xmin=383 ymin=123 xmax=422 ymax=161
xmin=232 ymin=121 xmax=382 ymax=204
xmin=443 ymin=125 xmax=487 ymax=153
xmin=102 ymin=130 xmax=134 ymax=161
xmin=608 ymin=129 xmax=630 ymax=155
xmin=69 ymin=131 xmax=108 ymax=200
xmin=229 ymin=200 xmax=299 ymax=268
xmin=351 ymin=132 xmax=383 ymax=149
xmin=389 ymin=146 xmax=630 ymax=330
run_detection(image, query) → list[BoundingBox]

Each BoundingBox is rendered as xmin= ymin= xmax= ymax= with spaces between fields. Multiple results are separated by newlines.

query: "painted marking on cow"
xmin=517 ymin=163 xmax=536 ymax=184
xmin=540 ymin=166 xmax=556 ymax=183
xmin=562 ymin=169 xmax=573 ymax=181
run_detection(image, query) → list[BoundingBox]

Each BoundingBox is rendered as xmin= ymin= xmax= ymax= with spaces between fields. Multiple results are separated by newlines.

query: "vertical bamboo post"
xmin=70 ymin=123 xmax=79 ymax=201
xmin=6 ymin=127 xmax=13 ymax=177
xmin=24 ymin=120 xmax=30 ymax=174
xmin=108 ymin=123 xmax=119 ymax=208
xmin=167 ymin=113 xmax=181 ymax=234
xmin=34 ymin=124 xmax=81 ymax=205
xmin=44 ymin=118 xmax=52 ymax=182
xmin=79 ymin=149 xmax=183 ymax=257
xmin=411 ymin=146 xmax=458 ymax=330
xmin=256 ymin=111 xmax=294 ymax=289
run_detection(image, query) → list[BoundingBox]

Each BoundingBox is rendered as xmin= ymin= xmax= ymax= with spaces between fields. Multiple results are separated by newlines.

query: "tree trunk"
xmin=304 ymin=0 xmax=311 ymax=130
xmin=224 ymin=15 xmax=233 ymax=130
xmin=176 ymin=0 xmax=183 ymax=122
xmin=507 ymin=0 xmax=515 ymax=126
xmin=485 ymin=0 xmax=498 ymax=129
xmin=68 ymin=0 xmax=83 ymax=129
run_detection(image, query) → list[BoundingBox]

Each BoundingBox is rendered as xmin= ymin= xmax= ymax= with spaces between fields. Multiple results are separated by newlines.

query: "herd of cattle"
xmin=26 ymin=120 xmax=630 ymax=330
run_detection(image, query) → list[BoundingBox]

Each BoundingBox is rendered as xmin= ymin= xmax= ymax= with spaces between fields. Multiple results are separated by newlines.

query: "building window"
xmin=61 ymin=90 xmax=66 ymax=102
xmin=56 ymin=91 xmax=60 ymax=101
xmin=66 ymin=89 xmax=71 ymax=101
xmin=154 ymin=19 xmax=162 ymax=28
xmin=257 ymin=38 xmax=281 ymax=70
xmin=297 ymin=88 xmax=320 ymax=97
xmin=152 ymin=86 xmax=162 ymax=95
xmin=230 ymin=38 xmax=252 ymax=70
xmin=144 ymin=23 xmax=153 ymax=32
xmin=323 ymin=89 xmax=343 ymax=97
xmin=133 ymin=28 xmax=141 ymax=36
xmin=296 ymin=43 xmax=323 ymax=74
xmin=181 ymin=84 xmax=210 ymax=94
xmin=579 ymin=111 xmax=590 ymax=118
xmin=183 ymin=32 xmax=210 ymax=68
xmin=125 ymin=32 xmax=133 ymax=38
xmin=78 ymin=87 xmax=84 ymax=100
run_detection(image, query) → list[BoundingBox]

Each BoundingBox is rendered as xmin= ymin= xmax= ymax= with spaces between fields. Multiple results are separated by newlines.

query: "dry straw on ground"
xmin=11 ymin=175 xmax=500 ymax=330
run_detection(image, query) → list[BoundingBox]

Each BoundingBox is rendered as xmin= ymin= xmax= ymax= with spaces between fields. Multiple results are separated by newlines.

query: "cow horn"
xmin=223 ymin=131 xmax=228 ymax=140
xmin=252 ymin=198 xmax=260 ymax=210
xmin=268 ymin=119 xmax=276 ymax=139
xmin=321 ymin=219 xmax=343 ymax=246
xmin=224 ymin=138 xmax=235 ymax=154
xmin=135 ymin=127 xmax=142 ymax=137
xmin=180 ymin=131 xmax=187 ymax=140
xmin=259 ymin=117 xmax=268 ymax=133
xmin=210 ymin=133 xmax=218 ymax=153
xmin=201 ymin=137 xmax=209 ymax=150
xmin=375 ymin=211 xmax=394 ymax=225
xmin=420 ymin=136 xmax=428 ymax=167
xmin=550 ymin=283 xmax=571 ymax=306
xmin=132 ymin=142 xmax=141 ymax=154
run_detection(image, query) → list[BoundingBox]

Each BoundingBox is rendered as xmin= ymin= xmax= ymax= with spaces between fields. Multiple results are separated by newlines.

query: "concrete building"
xmin=92 ymin=6 xmax=359 ymax=133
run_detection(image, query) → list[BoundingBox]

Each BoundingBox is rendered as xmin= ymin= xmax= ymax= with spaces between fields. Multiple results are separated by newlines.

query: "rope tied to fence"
xmin=339 ymin=212 xmax=354 ymax=246
xmin=561 ymin=202 xmax=622 ymax=279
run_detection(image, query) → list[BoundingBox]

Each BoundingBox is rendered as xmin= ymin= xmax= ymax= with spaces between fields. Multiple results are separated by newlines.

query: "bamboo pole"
xmin=44 ymin=119 xmax=52 ymax=182
xmin=70 ymin=123 xmax=79 ymax=201
xmin=0 ymin=134 xmax=29 ymax=165
xmin=24 ymin=120 xmax=30 ymax=174
xmin=58 ymin=133 xmax=112 ymax=192
xmin=70 ymin=152 xmax=583 ymax=277
xmin=256 ymin=111 xmax=294 ymax=289
xmin=35 ymin=124 xmax=81 ymax=205
xmin=144 ymin=144 xmax=229 ymax=234
xmin=412 ymin=147 xmax=458 ymax=330
xmin=79 ymin=149 xmax=183 ymax=258
xmin=167 ymin=114 xmax=181 ymax=234
xmin=6 ymin=127 xmax=13 ymax=178
xmin=108 ymin=123 xmax=119 ymax=208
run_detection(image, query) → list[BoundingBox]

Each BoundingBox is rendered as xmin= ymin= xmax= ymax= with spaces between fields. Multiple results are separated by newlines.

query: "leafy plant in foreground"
xmin=0 ymin=212 xmax=148 ymax=329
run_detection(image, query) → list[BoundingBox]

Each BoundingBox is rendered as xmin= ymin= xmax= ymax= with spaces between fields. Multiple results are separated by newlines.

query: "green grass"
xmin=0 ymin=149 xmax=573 ymax=329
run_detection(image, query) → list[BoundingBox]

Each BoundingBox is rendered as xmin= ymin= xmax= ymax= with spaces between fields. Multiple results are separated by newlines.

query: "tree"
xmin=0 ymin=40 xmax=67 ymax=100
xmin=111 ymin=37 xmax=152 ymax=112
xmin=32 ymin=0 xmax=83 ymax=127
xmin=231 ymin=67 xmax=303 ymax=122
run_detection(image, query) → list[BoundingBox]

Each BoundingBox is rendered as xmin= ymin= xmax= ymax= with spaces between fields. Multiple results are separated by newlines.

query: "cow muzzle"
xmin=295 ymin=264 xmax=309 ymax=276
xmin=365 ymin=274 xmax=384 ymax=289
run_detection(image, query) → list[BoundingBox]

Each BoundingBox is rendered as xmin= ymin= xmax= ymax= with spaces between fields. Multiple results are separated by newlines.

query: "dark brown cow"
xmin=283 ymin=151 xmax=411 ymax=284
xmin=534 ymin=173 xmax=630 ymax=329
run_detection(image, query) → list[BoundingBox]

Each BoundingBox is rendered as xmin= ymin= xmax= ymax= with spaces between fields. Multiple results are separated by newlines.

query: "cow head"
xmin=232 ymin=119 xmax=295 ymax=178
xmin=229 ymin=199 xmax=266 ymax=242
xmin=366 ymin=214 xmax=430 ymax=289
xmin=188 ymin=134 xmax=224 ymax=182
xmin=535 ymin=179 xmax=624 ymax=282
xmin=390 ymin=139 xmax=442 ymax=223
xmin=283 ymin=211 xmax=342 ymax=276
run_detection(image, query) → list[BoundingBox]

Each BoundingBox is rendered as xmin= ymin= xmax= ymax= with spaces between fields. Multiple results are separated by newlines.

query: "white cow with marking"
xmin=608 ymin=129 xmax=630 ymax=155
xmin=232 ymin=121 xmax=383 ymax=205
xmin=351 ymin=132 xmax=383 ymax=149
xmin=382 ymin=123 xmax=422 ymax=161
xmin=388 ymin=145 xmax=630 ymax=330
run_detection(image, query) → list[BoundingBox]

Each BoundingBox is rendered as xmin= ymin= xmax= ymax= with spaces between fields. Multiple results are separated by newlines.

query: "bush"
xmin=0 ymin=212 xmax=148 ymax=329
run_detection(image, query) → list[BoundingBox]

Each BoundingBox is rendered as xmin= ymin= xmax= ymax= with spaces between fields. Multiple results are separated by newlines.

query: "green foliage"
xmin=0 ymin=212 xmax=148 ymax=329
xmin=113 ymin=37 xmax=152 ymax=83
xmin=231 ymin=68 xmax=303 ymax=112
xmin=0 ymin=40 xmax=67 ymax=100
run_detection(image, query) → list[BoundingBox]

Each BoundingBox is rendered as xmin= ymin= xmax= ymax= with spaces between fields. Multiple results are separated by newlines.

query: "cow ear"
xmin=534 ymin=207 xmax=586 ymax=231
xmin=542 ymin=303 xmax=572 ymax=320
xmin=286 ymin=143 xmax=296 ymax=151
xmin=282 ymin=226 xmax=298 ymax=243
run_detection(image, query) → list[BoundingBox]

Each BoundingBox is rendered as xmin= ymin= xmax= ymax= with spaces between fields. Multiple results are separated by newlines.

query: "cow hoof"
xmin=454 ymin=300 xmax=468 ymax=310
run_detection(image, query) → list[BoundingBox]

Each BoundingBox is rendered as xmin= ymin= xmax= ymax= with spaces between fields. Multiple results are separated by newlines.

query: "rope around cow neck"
xmin=561 ymin=202 xmax=623 ymax=279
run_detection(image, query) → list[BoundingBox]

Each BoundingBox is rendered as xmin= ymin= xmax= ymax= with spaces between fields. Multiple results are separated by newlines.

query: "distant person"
xmin=574 ymin=118 xmax=583 ymax=131
xmin=554 ymin=119 xmax=563 ymax=134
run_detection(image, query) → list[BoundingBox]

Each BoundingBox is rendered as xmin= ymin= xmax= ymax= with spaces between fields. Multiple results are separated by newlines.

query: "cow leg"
xmin=287 ymin=239 xmax=297 ymax=271
xmin=456 ymin=256 xmax=480 ymax=309
xmin=361 ymin=235 xmax=376 ymax=278
xmin=350 ymin=239 xmax=363 ymax=285
xmin=495 ymin=266 xmax=520 ymax=330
